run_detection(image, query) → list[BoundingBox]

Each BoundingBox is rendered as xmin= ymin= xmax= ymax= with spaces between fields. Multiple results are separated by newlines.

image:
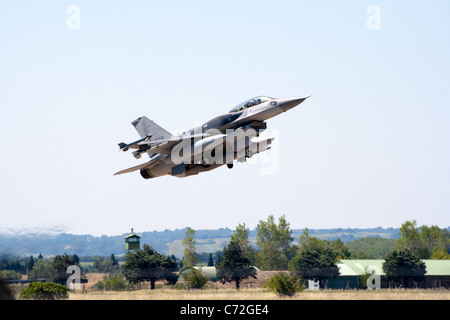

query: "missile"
xmin=118 ymin=135 xmax=152 ymax=152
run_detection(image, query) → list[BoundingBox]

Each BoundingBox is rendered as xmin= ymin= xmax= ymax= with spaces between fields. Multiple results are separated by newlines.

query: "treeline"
xmin=0 ymin=253 xmax=121 ymax=280
xmin=1 ymin=217 xmax=448 ymax=282
xmin=0 ymin=253 xmax=83 ymax=283
xmin=119 ymin=216 xmax=447 ymax=291
xmin=178 ymin=216 xmax=449 ymax=272
xmin=0 ymin=227 xmax=407 ymax=258
xmin=346 ymin=221 xmax=450 ymax=259
xmin=183 ymin=217 xmax=448 ymax=290
xmin=0 ymin=228 xmax=235 ymax=257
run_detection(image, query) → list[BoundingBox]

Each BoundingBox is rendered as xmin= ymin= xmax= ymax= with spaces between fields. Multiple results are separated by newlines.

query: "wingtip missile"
xmin=118 ymin=142 xmax=129 ymax=152
xmin=118 ymin=135 xmax=153 ymax=152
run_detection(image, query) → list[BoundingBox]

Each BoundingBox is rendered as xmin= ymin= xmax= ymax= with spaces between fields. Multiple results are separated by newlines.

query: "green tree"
xmin=430 ymin=247 xmax=450 ymax=259
xmin=298 ymin=228 xmax=351 ymax=262
xmin=359 ymin=267 xmax=377 ymax=289
xmin=216 ymin=241 xmax=257 ymax=290
xmin=215 ymin=252 xmax=221 ymax=266
xmin=263 ymin=272 xmax=304 ymax=297
xmin=122 ymin=244 xmax=177 ymax=290
xmin=382 ymin=249 xmax=427 ymax=288
xmin=72 ymin=254 xmax=80 ymax=265
xmin=231 ymin=223 xmax=258 ymax=265
xmin=28 ymin=256 xmax=35 ymax=272
xmin=397 ymin=220 xmax=449 ymax=259
xmin=419 ymin=225 xmax=449 ymax=259
xmin=95 ymin=273 xmax=127 ymax=291
xmin=111 ymin=254 xmax=119 ymax=266
xmin=256 ymin=215 xmax=294 ymax=270
xmin=29 ymin=257 xmax=52 ymax=280
xmin=50 ymin=254 xmax=77 ymax=285
xmin=19 ymin=282 xmax=69 ymax=300
xmin=207 ymin=253 xmax=214 ymax=267
xmin=0 ymin=269 xmax=22 ymax=280
xmin=93 ymin=256 xmax=103 ymax=271
xmin=328 ymin=239 xmax=352 ymax=261
xmin=347 ymin=237 xmax=397 ymax=259
xmin=289 ymin=248 xmax=340 ymax=289
xmin=93 ymin=256 xmax=120 ymax=273
xmin=397 ymin=220 xmax=427 ymax=258
xmin=182 ymin=227 xmax=199 ymax=267
xmin=185 ymin=267 xmax=208 ymax=289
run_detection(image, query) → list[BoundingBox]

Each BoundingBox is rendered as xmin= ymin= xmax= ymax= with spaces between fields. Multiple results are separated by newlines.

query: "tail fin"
xmin=131 ymin=116 xmax=172 ymax=140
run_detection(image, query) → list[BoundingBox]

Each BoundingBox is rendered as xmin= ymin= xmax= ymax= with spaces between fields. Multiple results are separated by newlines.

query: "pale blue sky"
xmin=1 ymin=1 xmax=449 ymax=236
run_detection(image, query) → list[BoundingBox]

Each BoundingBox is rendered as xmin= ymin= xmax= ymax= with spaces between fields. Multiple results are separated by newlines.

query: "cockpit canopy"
xmin=229 ymin=96 xmax=275 ymax=113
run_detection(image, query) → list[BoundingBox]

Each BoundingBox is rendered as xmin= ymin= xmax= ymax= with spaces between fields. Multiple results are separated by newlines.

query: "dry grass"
xmin=68 ymin=288 xmax=450 ymax=300
xmin=60 ymin=272 xmax=450 ymax=300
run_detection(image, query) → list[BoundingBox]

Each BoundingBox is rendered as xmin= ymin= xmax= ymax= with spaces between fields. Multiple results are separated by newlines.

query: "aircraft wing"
xmin=114 ymin=161 xmax=154 ymax=176
xmin=119 ymin=133 xmax=211 ymax=159
xmin=140 ymin=140 xmax=179 ymax=155
xmin=136 ymin=133 xmax=211 ymax=155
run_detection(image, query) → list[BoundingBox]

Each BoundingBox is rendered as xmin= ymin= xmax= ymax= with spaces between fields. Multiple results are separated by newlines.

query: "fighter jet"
xmin=115 ymin=95 xmax=309 ymax=179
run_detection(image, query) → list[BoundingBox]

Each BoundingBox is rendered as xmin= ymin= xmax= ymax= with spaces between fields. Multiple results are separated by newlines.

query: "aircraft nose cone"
xmin=278 ymin=96 xmax=309 ymax=111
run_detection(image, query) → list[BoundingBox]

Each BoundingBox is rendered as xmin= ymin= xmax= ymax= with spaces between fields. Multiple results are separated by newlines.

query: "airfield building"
xmin=124 ymin=228 xmax=141 ymax=252
xmin=328 ymin=259 xmax=450 ymax=289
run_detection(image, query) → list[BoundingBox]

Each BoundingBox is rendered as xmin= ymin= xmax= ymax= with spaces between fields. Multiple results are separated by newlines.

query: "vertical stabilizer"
xmin=131 ymin=116 xmax=172 ymax=140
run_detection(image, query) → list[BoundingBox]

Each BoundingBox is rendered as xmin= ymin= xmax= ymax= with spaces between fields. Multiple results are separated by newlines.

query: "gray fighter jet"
xmin=115 ymin=95 xmax=309 ymax=179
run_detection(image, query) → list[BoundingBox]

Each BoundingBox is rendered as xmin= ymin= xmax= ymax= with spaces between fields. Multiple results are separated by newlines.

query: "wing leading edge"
xmin=114 ymin=161 xmax=154 ymax=176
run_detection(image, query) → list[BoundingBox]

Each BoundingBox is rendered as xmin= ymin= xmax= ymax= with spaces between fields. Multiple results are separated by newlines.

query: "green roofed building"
xmin=327 ymin=259 xmax=450 ymax=289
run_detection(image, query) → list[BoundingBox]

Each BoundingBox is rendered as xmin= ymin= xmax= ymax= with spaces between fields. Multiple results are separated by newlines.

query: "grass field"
xmin=59 ymin=272 xmax=449 ymax=300
xmin=8 ymin=271 xmax=448 ymax=300
xmin=68 ymin=288 xmax=450 ymax=300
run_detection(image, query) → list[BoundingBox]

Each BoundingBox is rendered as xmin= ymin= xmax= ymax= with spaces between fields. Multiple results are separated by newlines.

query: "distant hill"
xmin=0 ymin=227 xmax=403 ymax=259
